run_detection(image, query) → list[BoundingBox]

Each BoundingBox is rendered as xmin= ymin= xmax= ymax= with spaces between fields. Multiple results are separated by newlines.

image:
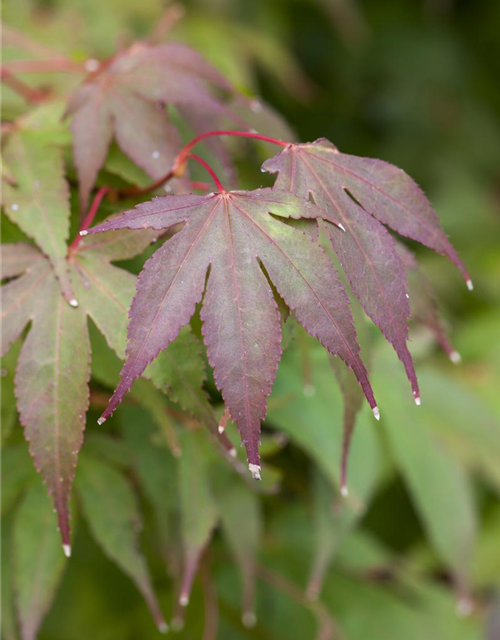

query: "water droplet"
xmin=84 ymin=58 xmax=100 ymax=72
xmin=248 ymin=463 xmax=261 ymax=480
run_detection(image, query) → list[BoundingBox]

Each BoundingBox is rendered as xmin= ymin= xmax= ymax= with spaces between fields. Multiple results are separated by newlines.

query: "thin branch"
xmin=188 ymin=154 xmax=225 ymax=192
xmin=1 ymin=68 xmax=47 ymax=103
xmin=177 ymin=129 xmax=289 ymax=165
xmin=1 ymin=59 xmax=84 ymax=75
xmin=69 ymin=187 xmax=110 ymax=251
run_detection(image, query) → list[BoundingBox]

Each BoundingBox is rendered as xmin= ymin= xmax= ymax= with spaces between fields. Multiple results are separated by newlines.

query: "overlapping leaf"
xmin=1 ymin=222 xmax=209 ymax=552
xmin=86 ymin=188 xmax=378 ymax=475
xmin=65 ymin=41 xmax=239 ymax=208
xmin=263 ymin=138 xmax=471 ymax=402
xmin=76 ymin=454 xmax=167 ymax=632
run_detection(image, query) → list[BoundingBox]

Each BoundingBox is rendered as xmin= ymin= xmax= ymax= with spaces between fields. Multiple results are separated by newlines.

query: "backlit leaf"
xmin=264 ymin=138 xmax=471 ymax=401
xmin=13 ymin=482 xmax=67 ymax=640
xmin=76 ymin=454 xmax=167 ymax=632
xmin=86 ymin=188 xmax=377 ymax=476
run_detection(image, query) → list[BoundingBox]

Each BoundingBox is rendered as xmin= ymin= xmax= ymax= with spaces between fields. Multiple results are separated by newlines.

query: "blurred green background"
xmin=2 ymin=0 xmax=500 ymax=639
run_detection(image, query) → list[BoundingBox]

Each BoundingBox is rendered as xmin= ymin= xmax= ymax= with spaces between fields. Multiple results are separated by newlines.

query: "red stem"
xmin=188 ymin=154 xmax=225 ymax=192
xmin=178 ymin=129 xmax=288 ymax=162
xmin=69 ymin=187 xmax=110 ymax=251
xmin=1 ymin=68 xmax=47 ymax=103
xmin=1 ymin=59 xmax=84 ymax=75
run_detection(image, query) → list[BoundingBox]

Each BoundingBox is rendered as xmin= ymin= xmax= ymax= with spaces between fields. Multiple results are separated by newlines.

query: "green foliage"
xmin=2 ymin=0 xmax=499 ymax=639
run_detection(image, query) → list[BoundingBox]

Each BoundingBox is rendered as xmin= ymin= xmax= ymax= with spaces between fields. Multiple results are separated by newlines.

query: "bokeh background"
xmin=2 ymin=1 xmax=500 ymax=639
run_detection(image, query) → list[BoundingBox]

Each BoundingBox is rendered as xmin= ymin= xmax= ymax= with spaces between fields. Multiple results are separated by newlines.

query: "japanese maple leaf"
xmin=65 ymin=41 xmax=239 ymax=208
xmin=263 ymin=139 xmax=471 ymax=403
xmin=1 ymin=224 xmax=209 ymax=559
xmin=84 ymin=188 xmax=378 ymax=477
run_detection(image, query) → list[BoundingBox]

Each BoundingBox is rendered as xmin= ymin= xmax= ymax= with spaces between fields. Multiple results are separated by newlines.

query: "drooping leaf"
xmin=2 ymin=252 xmax=90 ymax=552
xmin=2 ymin=129 xmax=75 ymax=304
xmin=264 ymin=138 xmax=471 ymax=401
xmin=1 ymin=223 xmax=209 ymax=549
xmin=13 ymin=482 xmax=67 ymax=640
xmin=86 ymin=188 xmax=377 ymax=475
xmin=212 ymin=467 xmax=262 ymax=627
xmin=396 ymin=242 xmax=459 ymax=362
xmin=178 ymin=429 xmax=219 ymax=607
xmin=330 ymin=298 xmax=372 ymax=496
xmin=1 ymin=516 xmax=17 ymax=640
xmin=267 ymin=337 xmax=381 ymax=509
xmin=373 ymin=346 xmax=477 ymax=595
xmin=121 ymin=406 xmax=182 ymax=576
xmin=1 ymin=444 xmax=37 ymax=516
xmin=65 ymin=42 xmax=238 ymax=208
xmin=76 ymin=454 xmax=168 ymax=632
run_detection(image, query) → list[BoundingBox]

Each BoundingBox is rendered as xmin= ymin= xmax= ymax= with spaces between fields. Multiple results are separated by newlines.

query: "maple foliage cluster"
xmin=1 ymin=31 xmax=471 ymax=637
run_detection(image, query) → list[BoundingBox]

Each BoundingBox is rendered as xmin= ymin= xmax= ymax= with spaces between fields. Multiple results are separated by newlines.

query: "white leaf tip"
xmin=229 ymin=448 xmax=237 ymax=458
xmin=97 ymin=417 xmax=106 ymax=425
xmin=338 ymin=223 xmax=346 ymax=232
xmin=63 ymin=544 xmax=71 ymax=557
xmin=79 ymin=230 xmax=88 ymax=236
xmin=242 ymin=611 xmax=257 ymax=628
xmin=414 ymin=395 xmax=421 ymax=406
xmin=456 ymin=596 xmax=473 ymax=617
xmin=179 ymin=595 xmax=189 ymax=607
xmin=450 ymin=350 xmax=462 ymax=364
xmin=248 ymin=463 xmax=261 ymax=480
xmin=372 ymin=406 xmax=380 ymax=421
xmin=340 ymin=485 xmax=349 ymax=497
xmin=158 ymin=621 xmax=169 ymax=634
xmin=69 ymin=298 xmax=79 ymax=307
xmin=218 ymin=424 xmax=225 ymax=434
xmin=466 ymin=279 xmax=474 ymax=291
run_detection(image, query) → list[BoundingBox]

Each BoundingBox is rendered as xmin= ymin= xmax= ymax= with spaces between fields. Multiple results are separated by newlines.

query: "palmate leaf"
xmin=86 ymin=188 xmax=378 ymax=476
xmin=65 ymin=41 xmax=239 ymax=208
xmin=263 ymin=138 xmax=471 ymax=403
xmin=1 ymin=226 xmax=209 ymax=553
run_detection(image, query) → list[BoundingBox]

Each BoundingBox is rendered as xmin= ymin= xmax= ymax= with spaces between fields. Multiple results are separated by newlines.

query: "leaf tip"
xmin=248 ymin=463 xmax=261 ymax=480
xmin=449 ymin=350 xmax=462 ymax=364
xmin=69 ymin=298 xmax=79 ymax=308
xmin=466 ymin=279 xmax=474 ymax=292
xmin=179 ymin=594 xmax=189 ymax=607
xmin=79 ymin=230 xmax=88 ymax=236
xmin=242 ymin=611 xmax=257 ymax=628
xmin=171 ymin=617 xmax=184 ymax=631
xmin=340 ymin=484 xmax=349 ymax=498
xmin=414 ymin=395 xmax=421 ymax=406
xmin=338 ymin=222 xmax=346 ymax=232
xmin=63 ymin=543 xmax=71 ymax=558
xmin=372 ymin=406 xmax=380 ymax=421
xmin=456 ymin=595 xmax=474 ymax=617
xmin=229 ymin=448 xmax=237 ymax=458
xmin=97 ymin=416 xmax=106 ymax=425
xmin=218 ymin=424 xmax=225 ymax=434
xmin=158 ymin=621 xmax=169 ymax=634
